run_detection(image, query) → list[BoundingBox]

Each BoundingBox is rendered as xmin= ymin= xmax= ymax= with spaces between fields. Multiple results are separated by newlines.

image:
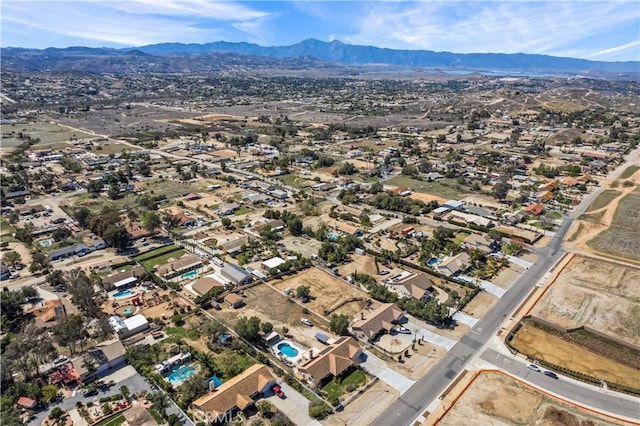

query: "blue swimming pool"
xmin=40 ymin=239 xmax=53 ymax=247
xmin=277 ymin=342 xmax=299 ymax=358
xmin=113 ymin=289 xmax=135 ymax=299
xmin=123 ymin=307 xmax=134 ymax=315
xmin=166 ymin=364 xmax=197 ymax=386
xmin=327 ymin=232 xmax=339 ymax=241
xmin=427 ymin=257 xmax=442 ymax=266
xmin=179 ymin=270 xmax=198 ymax=280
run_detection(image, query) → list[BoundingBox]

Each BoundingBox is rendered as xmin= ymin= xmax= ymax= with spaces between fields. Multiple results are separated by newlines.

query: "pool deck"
xmin=271 ymin=340 xmax=306 ymax=366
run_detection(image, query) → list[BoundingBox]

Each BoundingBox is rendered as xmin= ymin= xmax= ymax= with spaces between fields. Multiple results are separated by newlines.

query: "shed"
xmin=17 ymin=397 xmax=37 ymax=409
xmin=224 ymin=293 xmax=245 ymax=309
xmin=221 ymin=263 xmax=253 ymax=286
xmin=443 ymin=200 xmax=465 ymax=210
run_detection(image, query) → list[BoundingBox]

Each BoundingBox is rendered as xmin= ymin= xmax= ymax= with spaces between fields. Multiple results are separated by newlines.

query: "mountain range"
xmin=3 ymin=38 xmax=638 ymax=74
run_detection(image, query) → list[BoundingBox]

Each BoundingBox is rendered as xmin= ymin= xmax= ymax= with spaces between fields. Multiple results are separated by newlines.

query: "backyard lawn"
xmin=134 ymin=245 xmax=185 ymax=270
xmin=94 ymin=414 xmax=125 ymax=426
xmin=321 ymin=369 xmax=367 ymax=402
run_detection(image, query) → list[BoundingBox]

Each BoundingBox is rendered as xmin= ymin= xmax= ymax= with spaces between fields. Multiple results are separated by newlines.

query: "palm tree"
xmin=149 ymin=392 xmax=169 ymax=417
xmin=81 ymin=356 xmax=97 ymax=379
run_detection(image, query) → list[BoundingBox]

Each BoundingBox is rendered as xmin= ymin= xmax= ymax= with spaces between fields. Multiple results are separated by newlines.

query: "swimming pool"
xmin=277 ymin=342 xmax=299 ymax=358
xmin=327 ymin=232 xmax=339 ymax=241
xmin=179 ymin=270 xmax=198 ymax=280
xmin=122 ymin=307 xmax=134 ymax=315
xmin=207 ymin=375 xmax=223 ymax=387
xmin=40 ymin=239 xmax=53 ymax=247
xmin=113 ymin=289 xmax=135 ymax=299
xmin=427 ymin=257 xmax=442 ymax=266
xmin=165 ymin=363 xmax=198 ymax=386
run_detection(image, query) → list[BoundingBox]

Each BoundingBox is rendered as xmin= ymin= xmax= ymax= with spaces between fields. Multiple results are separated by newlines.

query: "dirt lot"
xmin=438 ymin=371 xmax=624 ymax=426
xmin=567 ymin=166 xmax=639 ymax=263
xmin=210 ymin=283 xmax=332 ymax=349
xmin=492 ymin=265 xmax=524 ymax=289
xmin=462 ymin=291 xmax=498 ymax=318
xmin=271 ymin=267 xmax=380 ymax=320
xmin=530 ymin=255 xmax=640 ymax=345
xmin=326 ymin=379 xmax=398 ymax=426
xmin=510 ymin=323 xmax=639 ymax=389
xmin=338 ymin=254 xmax=380 ymax=278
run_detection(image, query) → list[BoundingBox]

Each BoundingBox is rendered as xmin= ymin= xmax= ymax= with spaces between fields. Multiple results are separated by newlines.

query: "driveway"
xmin=264 ymin=382 xmax=321 ymax=426
xmin=457 ymin=275 xmax=507 ymax=298
xmin=452 ymin=311 xmax=479 ymax=327
xmin=405 ymin=319 xmax=457 ymax=351
xmin=360 ymin=350 xmax=415 ymax=395
xmin=505 ymin=255 xmax=533 ymax=269
xmin=31 ymin=365 xmax=193 ymax=426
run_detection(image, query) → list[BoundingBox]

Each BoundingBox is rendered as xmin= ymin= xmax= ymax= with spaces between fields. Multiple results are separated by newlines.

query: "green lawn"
xmin=134 ymin=245 xmax=185 ymax=270
xmin=277 ymin=174 xmax=313 ymax=189
xmin=321 ymin=369 xmax=367 ymax=401
xmin=385 ymin=176 xmax=469 ymax=200
xmin=453 ymin=231 xmax=471 ymax=244
xmin=234 ymin=207 xmax=252 ymax=216
xmin=164 ymin=326 xmax=201 ymax=341
xmin=94 ymin=413 xmax=125 ymax=426
xmin=1 ymin=122 xmax=95 ymax=147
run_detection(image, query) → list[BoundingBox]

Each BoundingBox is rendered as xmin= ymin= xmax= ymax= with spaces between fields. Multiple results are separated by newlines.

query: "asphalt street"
xmin=480 ymin=349 xmax=640 ymax=422
xmin=373 ymin=218 xmax=572 ymax=426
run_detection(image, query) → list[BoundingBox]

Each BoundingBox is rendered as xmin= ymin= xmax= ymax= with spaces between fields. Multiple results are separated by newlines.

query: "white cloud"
xmin=340 ymin=1 xmax=639 ymax=60
xmin=1 ymin=0 xmax=271 ymax=47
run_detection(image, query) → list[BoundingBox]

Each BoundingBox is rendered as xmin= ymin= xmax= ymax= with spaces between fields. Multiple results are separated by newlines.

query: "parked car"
xmin=396 ymin=326 xmax=412 ymax=334
xmin=272 ymin=384 xmax=285 ymax=398
xmin=301 ymin=318 xmax=313 ymax=327
xmin=83 ymin=388 xmax=98 ymax=398
xmin=527 ymin=363 xmax=541 ymax=372
xmin=379 ymin=270 xmax=390 ymax=275
xmin=543 ymin=370 xmax=559 ymax=379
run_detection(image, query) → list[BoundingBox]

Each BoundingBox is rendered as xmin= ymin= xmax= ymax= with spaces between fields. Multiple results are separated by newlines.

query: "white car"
xmin=301 ymin=318 xmax=314 ymax=327
xmin=527 ymin=363 xmax=541 ymax=372
xmin=396 ymin=326 xmax=412 ymax=334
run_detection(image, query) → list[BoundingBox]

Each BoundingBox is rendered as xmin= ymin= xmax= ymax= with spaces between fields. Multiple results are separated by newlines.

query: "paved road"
xmin=373 ymin=217 xmax=572 ymax=426
xmin=480 ymin=349 xmax=640 ymax=423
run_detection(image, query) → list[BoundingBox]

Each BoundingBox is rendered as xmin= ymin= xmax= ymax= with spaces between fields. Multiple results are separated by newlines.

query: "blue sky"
xmin=2 ymin=1 xmax=639 ymax=61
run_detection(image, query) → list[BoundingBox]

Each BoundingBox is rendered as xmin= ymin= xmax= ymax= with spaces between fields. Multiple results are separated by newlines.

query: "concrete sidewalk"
xmin=360 ymin=350 xmax=416 ymax=395
xmin=458 ymin=275 xmax=507 ymax=298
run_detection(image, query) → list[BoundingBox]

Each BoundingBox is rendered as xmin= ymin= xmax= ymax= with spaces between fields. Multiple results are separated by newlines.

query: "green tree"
xmin=141 ymin=211 xmax=161 ymax=233
xmin=330 ymin=314 xmax=350 ymax=336
xmin=2 ymin=251 xmax=21 ymax=268
xmin=49 ymin=407 xmax=64 ymax=424
xmin=41 ymin=384 xmax=59 ymax=403
xmin=234 ymin=316 xmax=261 ymax=341
xmin=260 ymin=321 xmax=273 ymax=334
xmin=216 ymin=349 xmax=243 ymax=378
xmin=53 ymin=315 xmax=86 ymax=354
xmin=103 ymin=224 xmax=131 ymax=251
xmin=86 ymin=180 xmax=103 ymax=195
xmin=120 ymin=385 xmax=130 ymax=399
xmin=296 ymin=285 xmax=311 ymax=300
xmin=286 ymin=216 xmax=303 ymax=236
xmin=257 ymin=400 xmax=274 ymax=417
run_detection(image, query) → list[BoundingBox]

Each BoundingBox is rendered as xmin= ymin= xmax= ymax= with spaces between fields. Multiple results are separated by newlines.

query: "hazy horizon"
xmin=2 ymin=1 xmax=639 ymax=62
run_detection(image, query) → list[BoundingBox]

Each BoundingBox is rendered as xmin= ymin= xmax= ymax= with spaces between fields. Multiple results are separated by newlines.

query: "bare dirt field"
xmin=462 ymin=291 xmax=498 ymax=318
xmin=510 ymin=323 xmax=639 ymax=389
xmin=271 ymin=267 xmax=380 ymax=320
xmin=210 ymin=283 xmax=330 ymax=349
xmin=531 ymin=255 xmax=640 ymax=345
xmin=408 ymin=192 xmax=447 ymax=204
xmin=492 ymin=265 xmax=524 ymax=289
xmin=438 ymin=371 xmax=625 ymax=426
xmin=338 ymin=254 xmax=380 ymax=278
xmin=566 ymin=166 xmax=640 ymax=263
xmin=326 ymin=380 xmax=398 ymax=426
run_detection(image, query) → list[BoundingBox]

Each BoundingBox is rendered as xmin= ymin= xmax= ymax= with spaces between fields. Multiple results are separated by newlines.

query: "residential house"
xmin=217 ymin=203 xmax=240 ymax=216
xmin=71 ymin=339 xmax=126 ymax=381
xmin=48 ymin=243 xmax=91 ymax=261
xmin=155 ymin=254 xmax=202 ymax=279
xmin=351 ymin=303 xmax=405 ymax=341
xmin=122 ymin=405 xmax=160 ymax=426
xmin=102 ymin=265 xmax=146 ymax=291
xmin=219 ymin=235 xmax=250 ymax=254
xmin=332 ymin=220 xmax=362 ymax=237
xmin=191 ymin=364 xmax=276 ymax=423
xmin=463 ymin=233 xmax=498 ymax=254
xmin=183 ymin=192 xmax=202 ymax=201
xmin=313 ymin=182 xmax=338 ymax=192
xmin=192 ymin=277 xmax=226 ymax=297
xmin=4 ymin=190 xmax=30 ymax=200
xmin=394 ymin=273 xmax=435 ymax=301
xmin=269 ymin=189 xmax=288 ymax=200
xmin=391 ymin=186 xmax=412 ymax=197
xmin=174 ymin=213 xmax=197 ymax=228
xmin=448 ymin=211 xmax=494 ymax=228
xmin=523 ymin=203 xmax=545 ymax=216
xmin=17 ymin=397 xmax=37 ymax=410
xmin=261 ymin=257 xmax=286 ymax=272
xmin=26 ymin=299 xmax=67 ymax=328
xmin=436 ymin=252 xmax=471 ymax=277
xmin=297 ymin=337 xmax=363 ymax=388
